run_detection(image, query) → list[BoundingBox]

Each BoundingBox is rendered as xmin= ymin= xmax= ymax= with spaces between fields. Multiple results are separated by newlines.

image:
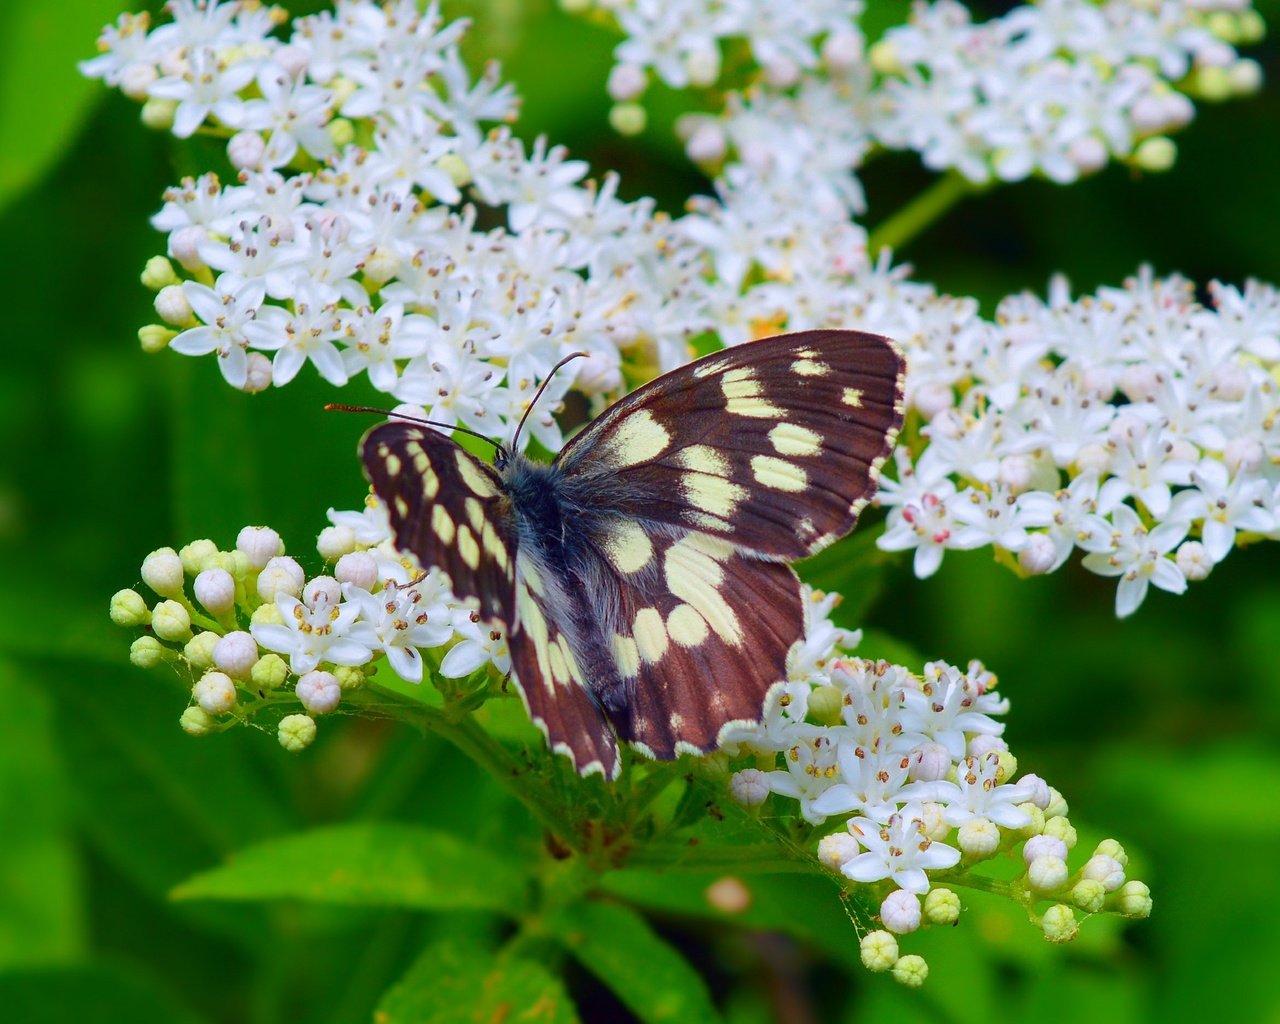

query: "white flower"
xmin=148 ymin=46 xmax=257 ymax=138
xmin=342 ymin=579 xmax=455 ymax=683
xmin=172 ymin=276 xmax=289 ymax=388
xmin=765 ymin=736 xmax=841 ymax=825
xmin=440 ymin=613 xmax=511 ymax=677
xmin=838 ymin=812 xmax=961 ymax=893
xmin=251 ymin=592 xmax=377 ymax=675
xmin=918 ymin=754 xmax=1034 ymax=829
xmin=1079 ymin=505 xmax=1189 ymax=617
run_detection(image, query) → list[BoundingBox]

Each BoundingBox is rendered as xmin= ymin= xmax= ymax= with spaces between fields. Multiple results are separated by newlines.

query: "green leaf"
xmin=379 ymin=938 xmax=580 ymax=1024
xmin=173 ymin=822 xmax=529 ymax=913
xmin=0 ymin=964 xmax=200 ymax=1024
xmin=0 ymin=0 xmax=126 ymax=212
xmin=545 ymin=900 xmax=720 ymax=1024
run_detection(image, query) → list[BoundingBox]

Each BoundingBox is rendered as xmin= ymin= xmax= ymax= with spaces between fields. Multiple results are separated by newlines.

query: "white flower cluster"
xmin=728 ymin=592 xmax=1151 ymax=962
xmin=598 ymin=0 xmax=1261 ymax=187
xmin=872 ymin=268 xmax=1280 ymax=616
xmin=869 ymin=0 xmax=1263 ymax=184
xmin=83 ymin=0 xmax=720 ymax=448
xmin=109 ymin=512 xmax=512 ymax=749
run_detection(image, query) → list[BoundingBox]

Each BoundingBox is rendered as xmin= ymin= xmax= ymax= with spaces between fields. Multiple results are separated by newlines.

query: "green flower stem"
xmin=868 ymin=170 xmax=981 ymax=256
xmin=626 ymin=842 xmax=826 ymax=875
xmin=933 ymin=868 xmax=1027 ymax=902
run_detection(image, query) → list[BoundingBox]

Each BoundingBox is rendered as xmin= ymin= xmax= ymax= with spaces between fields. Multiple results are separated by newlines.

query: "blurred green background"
xmin=2 ymin=0 xmax=1279 ymax=1020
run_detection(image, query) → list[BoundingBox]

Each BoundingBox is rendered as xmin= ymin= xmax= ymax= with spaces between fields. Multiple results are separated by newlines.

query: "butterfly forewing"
xmin=361 ymin=423 xmax=516 ymax=623
xmin=556 ymin=330 xmax=904 ymax=560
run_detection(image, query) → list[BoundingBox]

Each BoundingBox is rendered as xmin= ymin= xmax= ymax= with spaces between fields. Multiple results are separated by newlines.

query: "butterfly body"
xmin=361 ymin=330 xmax=905 ymax=779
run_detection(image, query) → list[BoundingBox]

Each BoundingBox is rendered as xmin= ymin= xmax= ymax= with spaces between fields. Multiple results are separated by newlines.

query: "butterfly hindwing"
xmin=556 ymin=330 xmax=904 ymax=560
xmin=360 ymin=422 xmax=516 ymax=623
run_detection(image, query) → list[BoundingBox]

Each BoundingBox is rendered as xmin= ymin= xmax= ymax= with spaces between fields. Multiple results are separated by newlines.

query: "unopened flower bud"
xmin=807 ymin=684 xmax=842 ymax=725
xmin=1134 ymin=136 xmax=1176 ymax=173
xmin=608 ymin=102 xmax=647 ymax=136
xmin=1043 ymin=815 xmax=1077 ymax=848
xmin=817 ymin=831 xmax=859 ymax=871
xmin=1094 ymin=838 xmax=1127 ymax=866
xmin=179 ymin=539 xmax=219 ymax=576
xmin=120 ymin=63 xmax=158 ymax=100
xmin=335 ymin=551 xmax=377 ymax=589
xmin=227 ymin=130 xmax=265 ymax=170
xmin=169 ymin=225 xmax=208 ymax=271
xmin=297 ymin=669 xmax=341 ymax=714
xmin=110 ymin=589 xmax=150 ymax=627
xmin=250 ymin=652 xmax=289 ymax=692
xmin=213 ymin=631 xmax=258 ymax=678
xmin=258 ymin=556 xmax=305 ymax=601
xmin=362 ymin=245 xmax=400 ymax=287
xmin=880 ymin=890 xmax=921 ymax=934
xmin=1028 ymin=855 xmax=1069 ymax=893
xmin=303 ymin=575 xmax=341 ymax=608
xmin=1071 ymin=879 xmax=1106 ymax=913
xmin=141 ymin=547 xmax=185 ymax=596
xmin=859 ymin=930 xmax=898 ymax=972
xmin=1115 ymin=880 xmax=1152 ymax=919
xmin=237 ymin=526 xmax=282 ymax=569
xmin=278 ymin=713 xmax=317 ymax=752
xmin=685 ymin=122 xmax=727 ymax=164
xmin=923 ymin=888 xmax=960 ymax=925
xmin=729 ymin=768 xmax=770 ymax=808
xmin=141 ymin=96 xmax=177 ymax=131
xmin=194 ymin=568 xmax=236 ymax=616
xmin=705 ymin=877 xmax=751 ymax=914
xmin=1176 ymin=540 xmax=1212 ymax=581
xmin=317 ymin=525 xmax=356 ymax=560
xmin=868 ymin=39 xmax=900 ymax=75
xmin=1081 ymin=854 xmax=1125 ymax=891
xmin=822 ymin=30 xmax=864 ymax=72
xmin=917 ymin=801 xmax=950 ymax=841
xmin=138 ymin=324 xmax=177 ymax=352
xmin=130 ymin=635 xmax=167 ymax=668
xmin=1223 ymin=436 xmax=1264 ymax=475
xmin=1017 ymin=533 xmax=1057 ymax=575
xmin=1067 ymin=135 xmax=1107 ymax=175
xmin=914 ymin=382 xmax=955 ymax=420
xmin=891 ymin=954 xmax=928 ymax=988
xmin=180 ymin=705 xmax=218 ymax=736
xmin=333 ymin=665 xmax=365 ymax=691
xmin=1075 ymin=441 xmax=1110 ymax=475
xmin=193 ymin=670 xmax=237 ymax=714
xmin=1042 ymin=904 xmax=1078 ymax=943
xmin=242 ymin=352 xmax=273 ymax=393
xmin=154 ymin=284 xmax=193 ymax=326
xmin=152 ymin=600 xmax=193 ymax=641
xmin=141 ymin=256 xmax=178 ymax=291
xmin=909 ymin=742 xmax=951 ymax=782
xmin=684 ymin=46 xmax=720 ymax=88
xmin=1016 ymin=803 xmax=1045 ymax=837
xmin=957 ymin=817 xmax=1000 ymax=857
xmin=967 ymin=734 xmax=1006 ymax=760
xmin=328 ymin=117 xmax=355 ymax=148
xmin=1024 ymin=834 xmax=1068 ymax=864
xmin=607 ymin=62 xmax=647 ymax=102
xmin=1044 ymin=788 xmax=1069 ymax=819
xmin=762 ymin=55 xmax=799 ymax=88
xmin=184 ymin=630 xmax=219 ymax=669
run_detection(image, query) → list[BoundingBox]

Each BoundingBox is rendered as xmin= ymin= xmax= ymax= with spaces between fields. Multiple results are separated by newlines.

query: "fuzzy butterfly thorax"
xmin=360 ymin=330 xmax=905 ymax=779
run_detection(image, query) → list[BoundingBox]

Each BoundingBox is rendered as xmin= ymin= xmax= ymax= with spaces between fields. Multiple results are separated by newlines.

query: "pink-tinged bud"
xmin=237 ymin=526 xmax=282 ymax=569
xmin=213 ymin=631 xmax=259 ymax=678
xmin=297 ymin=670 xmax=341 ymax=714
xmin=729 ymin=768 xmax=770 ymax=807
xmin=880 ymin=890 xmax=921 ymax=934
xmin=192 ymin=670 xmax=237 ymax=714
xmin=335 ymin=551 xmax=378 ymax=590
xmin=194 ymin=568 xmax=236 ymax=616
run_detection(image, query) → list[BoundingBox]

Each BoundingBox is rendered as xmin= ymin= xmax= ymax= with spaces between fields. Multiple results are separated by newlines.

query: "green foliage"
xmin=5 ymin=1 xmax=1280 ymax=1021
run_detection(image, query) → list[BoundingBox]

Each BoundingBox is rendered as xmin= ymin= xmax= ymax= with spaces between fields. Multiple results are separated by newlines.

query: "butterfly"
xmin=360 ymin=330 xmax=904 ymax=779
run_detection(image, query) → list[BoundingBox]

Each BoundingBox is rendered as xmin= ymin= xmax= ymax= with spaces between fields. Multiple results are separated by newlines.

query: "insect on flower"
xmin=357 ymin=330 xmax=905 ymax=778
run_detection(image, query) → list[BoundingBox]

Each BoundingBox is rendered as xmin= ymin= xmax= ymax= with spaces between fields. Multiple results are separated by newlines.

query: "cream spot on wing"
xmin=674 ymin=444 xmax=731 ymax=477
xmin=612 ymin=633 xmax=640 ymax=678
xmin=457 ymin=524 xmax=480 ymax=569
xmin=432 ymin=504 xmax=455 ymax=545
xmin=694 ymin=357 xmax=731 ymax=379
xmin=516 ymin=581 xmax=553 ymax=692
xmin=481 ymin=520 xmax=508 ymax=570
xmin=792 ymin=358 xmax=831 ymax=377
xmin=797 ymin=517 xmax=817 ymax=542
xmin=547 ymin=635 xmax=568 ymax=684
xmin=667 ymin=603 xmax=709 ymax=647
xmin=682 ymin=472 xmax=747 ymax=517
xmin=841 ymin=386 xmax=864 ymax=408
xmin=599 ymin=409 xmax=671 ymax=467
xmin=688 ymin=511 xmax=733 ymax=533
xmin=668 ymin=712 xmax=685 ymax=733
xmin=464 ymin=497 xmax=485 ymax=532
xmin=726 ymin=396 xmax=785 ymax=418
xmin=521 ymin=560 xmax=546 ymax=597
xmin=663 ymin=537 xmax=741 ymax=646
xmin=394 ymin=496 xmax=409 ymax=518
xmin=602 ymin=520 xmax=653 ymax=574
xmin=721 ymin=368 xmax=761 ymax=400
xmin=557 ymin=634 xmax=585 ymax=686
xmin=752 ymin=455 xmax=808 ymax=492
xmin=455 ymin=451 xmax=498 ymax=497
xmin=795 ymin=348 xmax=817 ymax=358
xmin=683 ymin=531 xmax=736 ymax=562
xmin=405 ymin=443 xmax=439 ymax=497
xmin=633 ymin=607 xmax=669 ymax=663
xmin=768 ymin=422 xmax=822 ymax=457
xmin=384 ymin=453 xmax=402 ymax=476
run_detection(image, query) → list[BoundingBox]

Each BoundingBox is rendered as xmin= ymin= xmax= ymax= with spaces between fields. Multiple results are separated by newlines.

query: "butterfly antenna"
xmin=325 ymin=403 xmax=507 ymax=462
xmin=511 ymin=352 xmax=589 ymax=452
